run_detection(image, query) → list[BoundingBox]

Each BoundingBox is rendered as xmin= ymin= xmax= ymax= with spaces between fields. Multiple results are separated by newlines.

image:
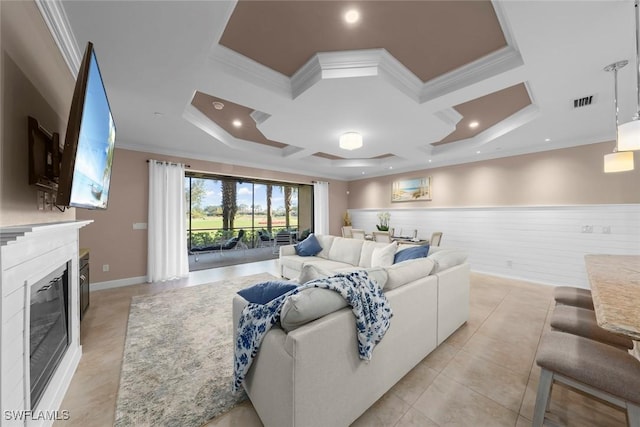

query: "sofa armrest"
xmin=279 ymin=244 xmax=297 ymax=257
xmin=436 ymin=262 xmax=470 ymax=345
xmin=232 ymin=294 xmax=249 ymax=343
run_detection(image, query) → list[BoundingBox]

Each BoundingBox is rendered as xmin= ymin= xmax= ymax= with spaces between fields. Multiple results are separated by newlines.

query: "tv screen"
xmin=57 ymin=42 xmax=115 ymax=209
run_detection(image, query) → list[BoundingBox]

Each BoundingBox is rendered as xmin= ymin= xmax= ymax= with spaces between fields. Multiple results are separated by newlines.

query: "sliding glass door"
xmin=185 ymin=174 xmax=310 ymax=250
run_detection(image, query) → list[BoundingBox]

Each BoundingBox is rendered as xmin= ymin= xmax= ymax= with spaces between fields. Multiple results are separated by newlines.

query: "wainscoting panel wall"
xmin=348 ymin=204 xmax=640 ymax=288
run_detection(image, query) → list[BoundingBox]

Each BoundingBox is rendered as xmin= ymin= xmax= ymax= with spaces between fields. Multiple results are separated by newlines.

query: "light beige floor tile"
xmin=462 ymin=330 xmax=537 ymax=375
xmin=420 ymin=342 xmax=459 ymax=372
xmin=413 ymin=375 xmax=519 ymax=427
xmin=394 ymin=407 xmax=439 ymax=427
xmin=440 ymin=349 xmax=529 ymax=412
xmin=350 ymin=391 xmax=410 ymax=427
xmin=390 ymin=362 xmax=439 ymax=405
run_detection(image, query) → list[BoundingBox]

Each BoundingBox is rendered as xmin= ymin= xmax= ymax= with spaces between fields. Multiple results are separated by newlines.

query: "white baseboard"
xmin=91 ymin=275 xmax=147 ymax=291
xmin=471 ymin=268 xmax=580 ymax=289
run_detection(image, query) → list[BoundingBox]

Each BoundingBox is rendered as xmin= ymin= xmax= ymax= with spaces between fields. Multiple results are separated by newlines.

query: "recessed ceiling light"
xmin=428 ymin=159 xmax=432 ymax=163
xmin=361 ymin=171 xmax=365 ymax=175
xmin=388 ymin=166 xmax=393 ymax=170
xmin=476 ymin=150 xmax=481 ymax=154
xmin=232 ymin=119 xmax=242 ymax=127
xmin=469 ymin=121 xmax=479 ymax=128
xmin=212 ymin=101 xmax=224 ymax=110
xmin=545 ymin=138 xmax=551 ymax=142
xmin=344 ymin=9 xmax=360 ymax=24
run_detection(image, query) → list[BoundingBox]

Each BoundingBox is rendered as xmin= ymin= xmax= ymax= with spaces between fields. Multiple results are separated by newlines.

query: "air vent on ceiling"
xmin=573 ymin=95 xmax=594 ymax=108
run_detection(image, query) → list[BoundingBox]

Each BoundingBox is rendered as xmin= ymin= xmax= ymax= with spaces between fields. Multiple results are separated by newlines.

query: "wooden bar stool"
xmin=551 ymin=304 xmax=634 ymax=350
xmin=534 ymin=331 xmax=640 ymax=427
xmin=553 ymin=286 xmax=595 ymax=310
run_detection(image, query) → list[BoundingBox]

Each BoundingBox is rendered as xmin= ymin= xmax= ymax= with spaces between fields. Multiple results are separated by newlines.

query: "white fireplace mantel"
xmin=1 ymin=220 xmax=91 ymax=427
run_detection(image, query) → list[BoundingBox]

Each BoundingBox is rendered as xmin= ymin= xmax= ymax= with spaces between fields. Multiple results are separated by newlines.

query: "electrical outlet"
xmin=581 ymin=225 xmax=593 ymax=233
xmin=102 ymin=264 xmax=109 ymax=272
xmin=602 ymin=226 xmax=611 ymax=234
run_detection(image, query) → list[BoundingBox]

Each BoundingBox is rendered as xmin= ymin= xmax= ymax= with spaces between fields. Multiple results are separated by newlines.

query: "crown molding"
xmin=35 ymin=0 xmax=81 ymax=76
xmin=250 ymin=110 xmax=271 ymax=125
xmin=431 ymin=103 xmax=540 ymax=156
xmin=210 ymin=45 xmax=292 ymax=97
xmin=419 ymin=46 xmax=524 ymax=103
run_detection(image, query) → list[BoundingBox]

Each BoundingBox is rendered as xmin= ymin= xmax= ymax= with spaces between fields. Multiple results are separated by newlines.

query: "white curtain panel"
xmin=313 ymin=181 xmax=329 ymax=235
xmin=147 ymin=160 xmax=189 ymax=282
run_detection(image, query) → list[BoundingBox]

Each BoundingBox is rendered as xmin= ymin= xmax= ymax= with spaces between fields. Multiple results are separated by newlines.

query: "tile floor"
xmin=56 ymin=261 xmax=628 ymax=427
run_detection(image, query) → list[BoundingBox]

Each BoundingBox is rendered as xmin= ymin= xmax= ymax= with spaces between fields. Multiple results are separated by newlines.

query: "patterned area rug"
xmin=115 ymin=273 xmax=277 ymax=426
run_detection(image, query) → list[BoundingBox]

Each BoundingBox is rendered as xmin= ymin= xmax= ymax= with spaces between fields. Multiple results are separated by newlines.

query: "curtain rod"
xmin=147 ymin=159 xmax=191 ymax=168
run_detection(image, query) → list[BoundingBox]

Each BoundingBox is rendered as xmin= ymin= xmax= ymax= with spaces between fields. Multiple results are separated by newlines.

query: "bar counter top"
xmin=585 ymin=254 xmax=640 ymax=340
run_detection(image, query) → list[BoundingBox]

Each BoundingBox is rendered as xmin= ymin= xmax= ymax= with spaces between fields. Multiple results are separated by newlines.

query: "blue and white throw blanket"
xmin=233 ymin=270 xmax=393 ymax=392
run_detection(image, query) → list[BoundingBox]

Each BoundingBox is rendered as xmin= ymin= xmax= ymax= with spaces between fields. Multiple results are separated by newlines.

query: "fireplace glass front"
xmin=30 ymin=262 xmax=70 ymax=409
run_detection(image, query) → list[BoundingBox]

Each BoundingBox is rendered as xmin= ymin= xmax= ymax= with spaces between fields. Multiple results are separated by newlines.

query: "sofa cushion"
xmin=371 ymin=242 xmax=398 ymax=267
xmin=315 ymin=235 xmax=335 ymax=259
xmin=333 ymin=266 xmax=389 ymax=290
xmin=385 ymin=258 xmax=435 ymax=290
xmin=295 ymin=233 xmax=323 ymax=256
xmin=428 ymin=250 xmax=468 ymax=273
xmin=280 ymin=287 xmax=347 ymax=332
xmin=328 ymin=237 xmax=365 ymax=266
xmin=301 ymin=258 xmax=355 ymax=272
xmin=280 ymin=254 xmax=313 ymax=273
xmin=237 ymin=280 xmax=298 ymax=304
xmin=280 ymin=269 xmax=388 ymax=332
xmin=394 ymin=245 xmax=429 ymax=264
xmin=297 ymin=264 xmax=332 ymax=284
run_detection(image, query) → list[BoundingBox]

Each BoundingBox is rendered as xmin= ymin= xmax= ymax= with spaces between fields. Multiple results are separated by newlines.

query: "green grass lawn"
xmin=189 ymin=214 xmax=297 ymax=230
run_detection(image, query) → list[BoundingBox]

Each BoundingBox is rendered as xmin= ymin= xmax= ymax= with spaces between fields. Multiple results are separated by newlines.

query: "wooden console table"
xmin=585 ymin=254 xmax=640 ymax=340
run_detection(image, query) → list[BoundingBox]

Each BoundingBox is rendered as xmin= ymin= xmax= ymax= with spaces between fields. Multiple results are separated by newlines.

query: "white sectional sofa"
xmin=232 ymin=235 xmax=469 ymax=427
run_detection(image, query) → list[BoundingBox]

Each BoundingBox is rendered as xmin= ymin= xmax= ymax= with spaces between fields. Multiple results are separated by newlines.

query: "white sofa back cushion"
xmin=328 ymin=237 xmax=364 ymax=266
xmin=315 ymin=235 xmax=336 ymax=259
xmin=428 ymin=250 xmax=469 ymax=273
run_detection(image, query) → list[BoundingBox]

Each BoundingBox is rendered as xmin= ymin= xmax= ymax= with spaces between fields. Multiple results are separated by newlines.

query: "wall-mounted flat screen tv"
xmin=57 ymin=41 xmax=115 ymax=209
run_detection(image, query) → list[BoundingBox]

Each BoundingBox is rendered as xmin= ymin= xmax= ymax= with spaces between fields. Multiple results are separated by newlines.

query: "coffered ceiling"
xmin=52 ymin=0 xmax=638 ymax=180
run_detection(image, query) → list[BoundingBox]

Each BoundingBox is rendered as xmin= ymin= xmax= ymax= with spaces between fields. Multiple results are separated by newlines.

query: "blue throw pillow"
xmin=295 ymin=233 xmax=323 ymax=257
xmin=393 ymin=245 xmax=430 ymax=264
xmin=237 ymin=280 xmax=298 ymax=304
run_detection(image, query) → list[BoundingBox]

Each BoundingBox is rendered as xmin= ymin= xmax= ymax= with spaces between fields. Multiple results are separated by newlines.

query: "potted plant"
xmin=343 ymin=211 xmax=352 ymax=226
xmin=377 ymin=212 xmax=390 ymax=231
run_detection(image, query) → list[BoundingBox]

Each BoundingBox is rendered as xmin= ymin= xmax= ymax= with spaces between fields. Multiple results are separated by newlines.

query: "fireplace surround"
xmin=1 ymin=221 xmax=91 ymax=427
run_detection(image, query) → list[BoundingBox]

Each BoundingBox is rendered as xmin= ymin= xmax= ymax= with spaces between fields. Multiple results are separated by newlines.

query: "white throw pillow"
xmin=371 ymin=242 xmax=398 ymax=267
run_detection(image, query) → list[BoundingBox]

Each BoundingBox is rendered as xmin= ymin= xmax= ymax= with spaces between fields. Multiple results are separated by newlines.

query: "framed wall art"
xmin=391 ymin=177 xmax=432 ymax=202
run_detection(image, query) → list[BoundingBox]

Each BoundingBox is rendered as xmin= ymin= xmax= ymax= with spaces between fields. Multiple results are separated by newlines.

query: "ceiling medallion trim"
xmin=35 ymin=0 xmax=81 ymax=76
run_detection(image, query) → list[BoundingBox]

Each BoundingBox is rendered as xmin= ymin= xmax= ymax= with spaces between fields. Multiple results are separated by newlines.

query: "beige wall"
xmin=348 ymin=142 xmax=640 ymax=209
xmin=78 ymin=148 xmax=348 ymax=283
xmin=1 ymin=1 xmax=76 ymax=226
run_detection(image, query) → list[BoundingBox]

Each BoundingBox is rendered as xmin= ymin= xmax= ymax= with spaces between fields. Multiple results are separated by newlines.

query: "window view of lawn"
xmin=185 ymin=175 xmax=302 ymax=249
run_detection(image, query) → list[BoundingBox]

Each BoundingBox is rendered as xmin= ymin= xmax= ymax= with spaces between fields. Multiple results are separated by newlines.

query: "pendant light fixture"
xmin=604 ymin=60 xmax=634 ymax=173
xmin=617 ymin=0 xmax=640 ymax=151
